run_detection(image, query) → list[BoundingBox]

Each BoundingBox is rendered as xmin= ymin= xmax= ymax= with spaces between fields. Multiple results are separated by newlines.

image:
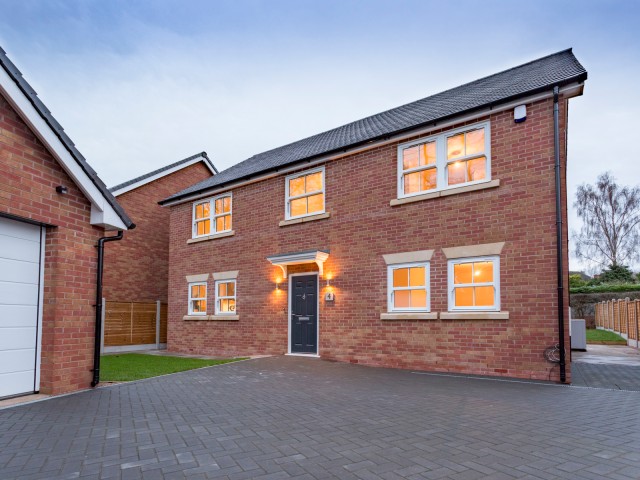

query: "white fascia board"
xmin=163 ymin=82 xmax=585 ymax=208
xmin=111 ymin=156 xmax=215 ymax=196
xmin=0 ymin=67 xmax=128 ymax=231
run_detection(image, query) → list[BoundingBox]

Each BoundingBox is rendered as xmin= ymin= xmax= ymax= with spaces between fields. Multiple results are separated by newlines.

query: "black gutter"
xmin=91 ymin=231 xmax=124 ymax=387
xmin=553 ymin=86 xmax=567 ymax=383
xmin=159 ymin=75 xmax=587 ymax=206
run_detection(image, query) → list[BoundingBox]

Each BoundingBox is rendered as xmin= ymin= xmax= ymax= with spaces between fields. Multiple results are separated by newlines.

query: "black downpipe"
xmin=553 ymin=86 xmax=567 ymax=383
xmin=92 ymin=231 xmax=124 ymax=387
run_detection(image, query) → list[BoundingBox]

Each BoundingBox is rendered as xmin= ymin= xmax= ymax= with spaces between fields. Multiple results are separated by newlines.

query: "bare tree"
xmin=573 ymin=172 xmax=640 ymax=269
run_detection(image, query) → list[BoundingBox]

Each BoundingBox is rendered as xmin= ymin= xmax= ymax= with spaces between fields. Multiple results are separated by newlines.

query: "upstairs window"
xmin=285 ymin=167 xmax=325 ymax=219
xmin=397 ymin=122 xmax=490 ymax=198
xmin=188 ymin=282 xmax=207 ymax=315
xmin=192 ymin=193 xmax=232 ymax=237
xmin=448 ymin=256 xmax=499 ymax=311
xmin=387 ymin=263 xmax=430 ymax=312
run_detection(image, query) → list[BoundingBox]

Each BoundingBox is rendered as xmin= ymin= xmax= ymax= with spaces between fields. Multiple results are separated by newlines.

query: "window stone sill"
xmin=183 ymin=315 xmax=240 ymax=321
xmin=440 ymin=311 xmax=509 ymax=320
xmin=380 ymin=312 xmax=438 ymax=321
xmin=187 ymin=230 xmax=235 ymax=244
xmin=390 ymin=179 xmax=500 ymax=206
xmin=279 ymin=212 xmax=331 ymax=227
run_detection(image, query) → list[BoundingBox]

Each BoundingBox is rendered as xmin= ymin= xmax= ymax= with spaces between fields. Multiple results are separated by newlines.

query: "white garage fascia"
xmin=0 ymin=66 xmax=127 ymax=231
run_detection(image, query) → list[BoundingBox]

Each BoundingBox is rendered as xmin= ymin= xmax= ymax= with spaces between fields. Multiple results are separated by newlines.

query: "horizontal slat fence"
xmin=104 ymin=301 xmax=167 ymax=347
xmin=595 ymin=298 xmax=639 ymax=347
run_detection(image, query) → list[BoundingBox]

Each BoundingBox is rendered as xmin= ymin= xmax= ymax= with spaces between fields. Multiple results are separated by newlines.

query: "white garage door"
xmin=0 ymin=216 xmax=44 ymax=398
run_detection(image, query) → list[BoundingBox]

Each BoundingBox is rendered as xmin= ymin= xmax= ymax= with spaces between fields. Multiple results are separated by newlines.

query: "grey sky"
xmin=1 ymin=0 xmax=639 ymax=270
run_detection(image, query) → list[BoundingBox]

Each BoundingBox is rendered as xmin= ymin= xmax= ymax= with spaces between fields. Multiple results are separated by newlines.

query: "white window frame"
xmin=447 ymin=255 xmax=500 ymax=312
xmin=397 ymin=121 xmax=491 ymax=199
xmin=284 ymin=166 xmax=325 ymax=220
xmin=192 ymin=192 xmax=233 ymax=238
xmin=215 ymin=279 xmax=237 ymax=315
xmin=188 ymin=281 xmax=207 ymax=316
xmin=387 ymin=262 xmax=431 ymax=313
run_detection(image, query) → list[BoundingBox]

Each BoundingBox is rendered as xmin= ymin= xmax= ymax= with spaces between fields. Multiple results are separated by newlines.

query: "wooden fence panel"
xmin=160 ymin=303 xmax=168 ymax=343
xmin=104 ymin=301 xmax=167 ymax=347
xmin=594 ymin=298 xmax=639 ymax=348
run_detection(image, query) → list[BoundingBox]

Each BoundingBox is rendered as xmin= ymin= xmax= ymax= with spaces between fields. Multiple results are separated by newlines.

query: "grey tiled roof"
xmin=109 ymin=152 xmax=217 ymax=193
xmin=162 ymin=48 xmax=586 ymax=204
xmin=0 ymin=46 xmax=135 ymax=229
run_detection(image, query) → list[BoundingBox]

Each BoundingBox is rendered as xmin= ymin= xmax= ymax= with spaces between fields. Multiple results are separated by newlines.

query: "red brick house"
xmin=0 ymin=47 xmax=135 ymax=398
xmin=101 ymin=154 xmax=216 ymax=350
xmin=161 ymin=49 xmax=587 ymax=382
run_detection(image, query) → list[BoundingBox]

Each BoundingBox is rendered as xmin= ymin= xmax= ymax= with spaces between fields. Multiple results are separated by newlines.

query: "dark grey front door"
xmin=290 ymin=275 xmax=318 ymax=354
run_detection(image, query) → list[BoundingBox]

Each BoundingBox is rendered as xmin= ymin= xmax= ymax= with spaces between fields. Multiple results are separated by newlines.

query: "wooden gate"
xmin=104 ymin=301 xmax=167 ymax=347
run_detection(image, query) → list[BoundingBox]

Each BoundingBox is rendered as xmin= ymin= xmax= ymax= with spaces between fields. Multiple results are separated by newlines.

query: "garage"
xmin=0 ymin=216 xmax=44 ymax=398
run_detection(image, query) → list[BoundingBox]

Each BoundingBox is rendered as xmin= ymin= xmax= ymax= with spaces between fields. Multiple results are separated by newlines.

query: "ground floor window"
xmin=448 ymin=256 xmax=499 ymax=311
xmin=215 ymin=279 xmax=236 ymax=314
xmin=387 ymin=262 xmax=430 ymax=312
xmin=188 ymin=282 xmax=207 ymax=315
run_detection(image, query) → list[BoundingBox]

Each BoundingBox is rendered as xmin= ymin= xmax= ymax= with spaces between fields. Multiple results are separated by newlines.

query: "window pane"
xmin=216 ymin=216 xmax=226 ymax=232
xmin=223 ymin=196 xmax=231 ymax=213
xmin=473 ymin=261 xmax=494 ymax=283
xmin=192 ymin=300 xmax=206 ymax=313
xmin=467 ymin=157 xmax=486 ymax=182
xmin=306 ymin=172 xmax=323 ymax=192
xmin=394 ymin=290 xmax=410 ymax=308
xmin=290 ymin=197 xmax=307 ymax=217
xmin=227 ymin=282 xmax=235 ymax=296
xmin=220 ymin=299 xmax=229 ymax=312
xmin=215 ymin=198 xmax=223 ymax=215
xmin=228 ymin=299 xmax=236 ymax=312
xmin=447 ymin=162 xmax=466 ymax=185
xmin=447 ymin=133 xmax=465 ymax=159
xmin=419 ymin=142 xmax=436 ymax=166
xmin=410 ymin=289 xmax=427 ymax=308
xmin=420 ymin=168 xmax=437 ymax=191
xmin=197 ymin=219 xmax=210 ymax=236
xmin=402 ymin=146 xmax=419 ymax=170
xmin=289 ymin=176 xmax=305 ymax=197
xmin=393 ymin=268 xmax=409 ymax=288
xmin=404 ymin=171 xmax=421 ymax=194
xmin=409 ymin=267 xmax=425 ymax=287
xmin=218 ymin=283 xmax=227 ymax=297
xmin=454 ymin=263 xmax=473 ymax=284
xmin=307 ymin=194 xmax=323 ymax=214
xmin=454 ymin=287 xmax=474 ymax=307
xmin=475 ymin=286 xmax=494 ymax=307
xmin=224 ymin=215 xmax=232 ymax=231
xmin=195 ymin=202 xmax=209 ymax=219
xmin=191 ymin=285 xmax=199 ymax=298
xmin=198 ymin=285 xmax=206 ymax=298
xmin=465 ymin=128 xmax=485 ymax=156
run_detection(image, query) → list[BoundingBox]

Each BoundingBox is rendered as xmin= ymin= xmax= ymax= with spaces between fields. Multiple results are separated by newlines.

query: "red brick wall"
xmin=103 ymin=162 xmax=212 ymax=303
xmin=167 ymin=95 xmax=573 ymax=382
xmin=0 ymin=95 xmax=103 ymax=395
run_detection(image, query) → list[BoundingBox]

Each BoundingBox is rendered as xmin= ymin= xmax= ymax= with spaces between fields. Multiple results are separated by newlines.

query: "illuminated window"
xmin=192 ymin=193 xmax=232 ymax=238
xmin=285 ymin=167 xmax=325 ymax=219
xmin=387 ymin=263 xmax=430 ymax=312
xmin=188 ymin=282 xmax=207 ymax=315
xmin=448 ymin=257 xmax=499 ymax=311
xmin=397 ymin=122 xmax=490 ymax=198
xmin=215 ymin=280 xmax=236 ymax=314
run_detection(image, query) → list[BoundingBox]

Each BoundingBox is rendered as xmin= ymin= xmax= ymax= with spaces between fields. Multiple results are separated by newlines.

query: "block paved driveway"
xmin=1 ymin=357 xmax=640 ymax=480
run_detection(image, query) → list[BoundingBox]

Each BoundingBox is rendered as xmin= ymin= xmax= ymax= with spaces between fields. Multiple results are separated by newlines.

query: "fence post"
xmin=156 ymin=300 xmax=161 ymax=349
xmin=100 ymin=298 xmax=106 ymax=355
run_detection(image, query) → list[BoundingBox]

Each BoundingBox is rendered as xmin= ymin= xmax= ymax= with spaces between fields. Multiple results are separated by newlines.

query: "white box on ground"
xmin=571 ymin=319 xmax=587 ymax=351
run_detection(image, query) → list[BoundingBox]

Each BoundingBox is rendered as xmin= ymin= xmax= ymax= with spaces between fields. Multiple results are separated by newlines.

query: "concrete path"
xmin=2 ymin=356 xmax=640 ymax=479
xmin=572 ymin=344 xmax=640 ymax=391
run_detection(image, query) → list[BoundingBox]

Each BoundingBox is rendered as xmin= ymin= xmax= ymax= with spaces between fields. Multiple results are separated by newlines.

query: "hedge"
xmin=570 ymin=284 xmax=640 ymax=294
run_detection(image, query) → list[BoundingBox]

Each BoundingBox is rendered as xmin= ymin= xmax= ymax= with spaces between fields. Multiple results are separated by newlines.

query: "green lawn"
xmin=586 ymin=329 xmax=627 ymax=344
xmin=100 ymin=354 xmax=246 ymax=381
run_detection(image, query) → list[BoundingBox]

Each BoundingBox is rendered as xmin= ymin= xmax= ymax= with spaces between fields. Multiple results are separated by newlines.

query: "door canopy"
xmin=266 ymin=249 xmax=329 ymax=278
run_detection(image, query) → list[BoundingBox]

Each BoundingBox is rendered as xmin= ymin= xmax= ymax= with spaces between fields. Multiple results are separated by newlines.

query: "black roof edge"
xmin=109 ymin=151 xmax=218 ymax=193
xmin=0 ymin=46 xmax=135 ymax=229
xmin=159 ymin=70 xmax=587 ymax=206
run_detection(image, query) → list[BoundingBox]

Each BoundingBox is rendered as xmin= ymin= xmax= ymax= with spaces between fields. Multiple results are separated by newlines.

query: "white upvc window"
xmin=397 ymin=121 xmax=491 ymax=198
xmin=188 ymin=282 xmax=207 ymax=315
xmin=285 ymin=167 xmax=325 ymax=220
xmin=448 ymin=256 xmax=500 ymax=311
xmin=192 ymin=193 xmax=232 ymax=238
xmin=215 ymin=279 xmax=237 ymax=315
xmin=387 ymin=262 xmax=430 ymax=312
